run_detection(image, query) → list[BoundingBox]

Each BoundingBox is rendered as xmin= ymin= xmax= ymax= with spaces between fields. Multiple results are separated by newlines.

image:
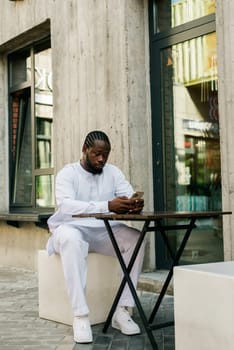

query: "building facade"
xmin=0 ymin=0 xmax=233 ymax=271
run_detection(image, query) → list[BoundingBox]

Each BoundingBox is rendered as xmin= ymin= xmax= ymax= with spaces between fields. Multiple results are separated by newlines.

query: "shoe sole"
xmin=74 ymin=337 xmax=93 ymax=344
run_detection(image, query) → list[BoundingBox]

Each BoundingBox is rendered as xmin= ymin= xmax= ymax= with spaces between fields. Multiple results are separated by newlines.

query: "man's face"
xmin=83 ymin=140 xmax=111 ymax=174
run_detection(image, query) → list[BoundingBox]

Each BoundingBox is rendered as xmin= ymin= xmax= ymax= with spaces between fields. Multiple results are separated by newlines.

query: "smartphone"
xmin=130 ymin=191 xmax=144 ymax=199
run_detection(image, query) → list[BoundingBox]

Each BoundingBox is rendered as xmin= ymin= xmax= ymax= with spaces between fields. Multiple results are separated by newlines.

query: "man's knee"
xmin=56 ymin=226 xmax=88 ymax=253
xmin=117 ymin=226 xmax=145 ymax=254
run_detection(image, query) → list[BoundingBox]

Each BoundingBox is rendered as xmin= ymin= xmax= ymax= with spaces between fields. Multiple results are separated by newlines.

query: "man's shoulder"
xmin=64 ymin=162 xmax=80 ymax=170
xmin=57 ymin=162 xmax=81 ymax=176
xmin=104 ymin=163 xmax=123 ymax=177
xmin=104 ymin=163 xmax=120 ymax=172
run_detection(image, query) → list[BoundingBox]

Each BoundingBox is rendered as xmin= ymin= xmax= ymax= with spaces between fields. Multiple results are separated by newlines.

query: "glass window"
xmin=36 ymin=175 xmax=54 ymax=208
xmin=11 ymin=89 xmax=32 ymax=205
xmin=160 ymin=32 xmax=222 ymax=263
xmin=8 ymin=39 xmax=54 ymax=211
xmin=9 ymin=49 xmax=31 ymax=87
xmin=153 ymin=0 xmax=216 ymax=33
xmin=34 ymin=47 xmax=53 ymax=171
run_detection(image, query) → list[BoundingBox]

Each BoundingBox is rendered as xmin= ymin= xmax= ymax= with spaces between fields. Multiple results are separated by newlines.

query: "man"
xmin=47 ymin=130 xmax=145 ymax=344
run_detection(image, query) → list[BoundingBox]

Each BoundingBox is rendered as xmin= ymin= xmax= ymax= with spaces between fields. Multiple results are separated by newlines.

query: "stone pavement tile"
xmin=128 ymin=334 xmax=146 ymax=349
xmin=56 ymin=346 xmax=76 ymax=350
xmin=0 ymin=348 xmax=25 ymax=350
xmin=0 ymin=267 xmax=175 ymax=350
xmin=0 ymin=267 xmax=73 ymax=350
xmin=106 ymin=339 xmax=128 ymax=350
xmin=73 ymin=343 xmax=94 ymax=350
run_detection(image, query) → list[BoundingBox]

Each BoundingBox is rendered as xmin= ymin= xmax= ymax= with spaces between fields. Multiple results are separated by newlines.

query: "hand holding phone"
xmin=130 ymin=191 xmax=144 ymax=200
xmin=129 ymin=191 xmax=144 ymax=213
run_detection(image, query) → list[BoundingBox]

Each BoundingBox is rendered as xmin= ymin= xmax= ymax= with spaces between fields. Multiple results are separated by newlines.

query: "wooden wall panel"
xmin=0 ymin=0 xmax=152 ymax=211
xmin=52 ymin=0 xmax=130 ymax=174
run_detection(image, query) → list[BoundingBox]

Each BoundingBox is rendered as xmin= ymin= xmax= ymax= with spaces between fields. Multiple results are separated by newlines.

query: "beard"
xmin=85 ymin=156 xmax=103 ymax=175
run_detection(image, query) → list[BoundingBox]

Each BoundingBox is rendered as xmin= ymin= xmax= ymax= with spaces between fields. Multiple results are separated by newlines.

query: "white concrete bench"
xmin=174 ymin=261 xmax=234 ymax=350
xmin=38 ymin=250 xmax=120 ymax=325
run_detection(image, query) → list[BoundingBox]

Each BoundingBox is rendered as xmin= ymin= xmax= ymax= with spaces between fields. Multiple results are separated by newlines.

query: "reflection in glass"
xmin=172 ymin=0 xmax=216 ymax=27
xmin=36 ymin=175 xmax=54 ymax=208
xmin=34 ymin=47 xmax=54 ymax=208
xmin=153 ymin=0 xmax=216 ymax=33
xmin=36 ymin=117 xmax=52 ymax=168
xmin=34 ymin=47 xmax=53 ymax=170
xmin=160 ymin=32 xmax=223 ymax=263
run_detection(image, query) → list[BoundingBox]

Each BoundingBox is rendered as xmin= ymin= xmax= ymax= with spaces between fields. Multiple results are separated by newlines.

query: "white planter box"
xmin=174 ymin=261 xmax=234 ymax=350
xmin=38 ymin=250 xmax=120 ymax=325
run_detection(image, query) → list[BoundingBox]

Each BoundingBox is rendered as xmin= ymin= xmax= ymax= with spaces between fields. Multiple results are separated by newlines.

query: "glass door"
xmin=149 ymin=0 xmax=222 ymax=267
xmin=160 ymin=32 xmax=222 ymax=266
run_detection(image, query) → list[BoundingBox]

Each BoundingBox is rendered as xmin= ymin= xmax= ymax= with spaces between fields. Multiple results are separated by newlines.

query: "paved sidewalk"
xmin=0 ymin=267 xmax=175 ymax=350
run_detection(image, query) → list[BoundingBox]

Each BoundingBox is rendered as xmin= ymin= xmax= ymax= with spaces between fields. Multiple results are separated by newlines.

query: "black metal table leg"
xmin=149 ymin=217 xmax=197 ymax=325
xmin=102 ymin=219 xmax=159 ymax=350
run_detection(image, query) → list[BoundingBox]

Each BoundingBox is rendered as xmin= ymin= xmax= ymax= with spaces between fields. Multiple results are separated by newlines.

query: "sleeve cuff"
xmin=100 ymin=201 xmax=110 ymax=213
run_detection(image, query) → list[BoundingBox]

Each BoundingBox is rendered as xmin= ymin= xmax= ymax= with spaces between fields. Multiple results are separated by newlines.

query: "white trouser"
xmin=52 ymin=223 xmax=145 ymax=316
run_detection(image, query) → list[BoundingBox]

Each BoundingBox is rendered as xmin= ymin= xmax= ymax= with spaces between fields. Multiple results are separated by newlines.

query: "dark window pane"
xmin=11 ymin=89 xmax=32 ymax=205
xmin=9 ymin=49 xmax=31 ymax=87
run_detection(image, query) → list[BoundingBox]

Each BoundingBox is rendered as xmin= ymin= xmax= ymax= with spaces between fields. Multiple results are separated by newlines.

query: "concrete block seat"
xmin=174 ymin=261 xmax=234 ymax=350
xmin=38 ymin=250 xmax=120 ymax=325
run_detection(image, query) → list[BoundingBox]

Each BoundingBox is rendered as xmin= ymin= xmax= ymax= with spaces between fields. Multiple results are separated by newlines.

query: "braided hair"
xmin=84 ymin=130 xmax=111 ymax=149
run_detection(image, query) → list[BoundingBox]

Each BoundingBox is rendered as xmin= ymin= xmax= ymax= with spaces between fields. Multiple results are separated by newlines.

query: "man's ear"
xmin=82 ymin=144 xmax=87 ymax=153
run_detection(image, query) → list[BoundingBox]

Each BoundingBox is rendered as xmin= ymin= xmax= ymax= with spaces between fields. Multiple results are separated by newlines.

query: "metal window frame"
xmin=8 ymin=37 xmax=53 ymax=213
xmin=148 ymin=0 xmax=217 ymax=268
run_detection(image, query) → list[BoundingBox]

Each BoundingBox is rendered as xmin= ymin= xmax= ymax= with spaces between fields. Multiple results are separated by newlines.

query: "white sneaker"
xmin=112 ymin=307 xmax=141 ymax=335
xmin=73 ymin=316 xmax=93 ymax=343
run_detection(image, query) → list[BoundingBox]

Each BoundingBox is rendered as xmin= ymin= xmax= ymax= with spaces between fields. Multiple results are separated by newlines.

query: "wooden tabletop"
xmin=73 ymin=210 xmax=232 ymax=221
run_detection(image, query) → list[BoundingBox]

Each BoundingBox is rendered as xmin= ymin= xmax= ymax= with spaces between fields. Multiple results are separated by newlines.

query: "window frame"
xmin=8 ymin=37 xmax=54 ymax=213
xmin=148 ymin=1 xmax=219 ymax=268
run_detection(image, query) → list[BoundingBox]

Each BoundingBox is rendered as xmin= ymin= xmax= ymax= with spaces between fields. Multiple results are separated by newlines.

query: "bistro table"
xmin=74 ymin=210 xmax=231 ymax=349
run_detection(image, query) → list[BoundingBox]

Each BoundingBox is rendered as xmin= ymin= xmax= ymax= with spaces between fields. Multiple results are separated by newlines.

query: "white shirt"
xmin=47 ymin=162 xmax=134 ymax=232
